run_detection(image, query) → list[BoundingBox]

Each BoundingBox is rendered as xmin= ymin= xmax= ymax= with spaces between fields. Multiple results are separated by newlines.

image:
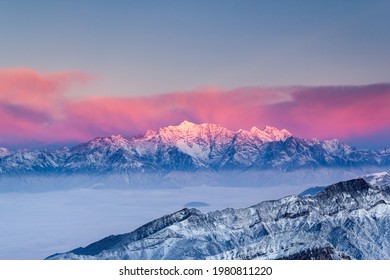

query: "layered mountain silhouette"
xmin=1 ymin=121 xmax=388 ymax=175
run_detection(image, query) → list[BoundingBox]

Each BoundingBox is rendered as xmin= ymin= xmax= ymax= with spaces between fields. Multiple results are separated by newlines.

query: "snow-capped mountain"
xmin=0 ymin=148 xmax=11 ymax=158
xmin=0 ymin=121 xmax=388 ymax=176
xmin=46 ymin=172 xmax=390 ymax=260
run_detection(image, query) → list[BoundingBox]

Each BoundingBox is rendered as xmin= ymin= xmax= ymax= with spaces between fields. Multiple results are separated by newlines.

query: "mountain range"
xmin=46 ymin=172 xmax=390 ymax=260
xmin=0 ymin=121 xmax=388 ymax=177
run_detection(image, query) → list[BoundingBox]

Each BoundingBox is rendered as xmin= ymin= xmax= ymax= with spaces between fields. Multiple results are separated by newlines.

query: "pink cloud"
xmin=0 ymin=68 xmax=91 ymax=145
xmin=0 ymin=68 xmax=89 ymax=118
xmin=0 ymin=68 xmax=389 ymax=148
xmin=265 ymin=84 xmax=390 ymax=141
xmin=59 ymin=85 xmax=389 ymax=147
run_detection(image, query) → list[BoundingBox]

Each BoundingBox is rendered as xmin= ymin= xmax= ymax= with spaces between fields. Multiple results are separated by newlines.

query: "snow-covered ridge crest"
xmin=157 ymin=120 xmax=235 ymax=143
xmin=156 ymin=120 xmax=292 ymax=143
xmin=0 ymin=121 xmax=388 ymax=176
xmin=248 ymin=125 xmax=292 ymax=142
xmin=0 ymin=147 xmax=11 ymax=158
xmin=134 ymin=121 xmax=293 ymax=165
xmin=362 ymin=172 xmax=390 ymax=187
xmin=47 ymin=176 xmax=390 ymax=260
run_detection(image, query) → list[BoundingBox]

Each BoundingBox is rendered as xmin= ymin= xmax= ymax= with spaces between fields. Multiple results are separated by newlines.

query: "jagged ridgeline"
xmin=47 ymin=172 xmax=390 ymax=260
xmin=0 ymin=121 xmax=389 ymax=189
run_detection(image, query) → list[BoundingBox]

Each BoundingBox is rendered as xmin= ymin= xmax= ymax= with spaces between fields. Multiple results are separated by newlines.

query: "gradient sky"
xmin=0 ymin=0 xmax=389 ymax=149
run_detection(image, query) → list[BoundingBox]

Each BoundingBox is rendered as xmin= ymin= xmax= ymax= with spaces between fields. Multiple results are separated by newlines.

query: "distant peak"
xmin=280 ymin=128 xmax=293 ymax=136
xmin=110 ymin=135 xmax=124 ymax=140
xmin=89 ymin=134 xmax=126 ymax=144
xmin=169 ymin=120 xmax=226 ymax=132
xmin=264 ymin=125 xmax=276 ymax=130
xmin=178 ymin=120 xmax=196 ymax=127
xmin=247 ymin=125 xmax=292 ymax=142
xmin=159 ymin=121 xmax=293 ymax=143
xmin=264 ymin=125 xmax=288 ymax=134
xmin=0 ymin=147 xmax=12 ymax=157
xmin=143 ymin=129 xmax=157 ymax=137
xmin=99 ymin=135 xmax=125 ymax=142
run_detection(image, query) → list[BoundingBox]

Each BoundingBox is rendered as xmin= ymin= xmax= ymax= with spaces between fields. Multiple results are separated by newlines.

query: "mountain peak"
xmin=85 ymin=135 xmax=129 ymax=149
xmin=143 ymin=129 xmax=157 ymax=138
xmin=264 ymin=125 xmax=292 ymax=135
xmin=362 ymin=172 xmax=390 ymax=187
xmin=110 ymin=135 xmax=124 ymax=140
xmin=157 ymin=121 xmax=234 ymax=149
xmin=1 ymin=121 xmax=388 ymax=177
xmin=174 ymin=120 xmax=226 ymax=131
xmin=178 ymin=120 xmax=196 ymax=127
xmin=160 ymin=121 xmax=229 ymax=135
xmin=93 ymin=135 xmax=126 ymax=142
xmin=248 ymin=125 xmax=292 ymax=142
xmin=0 ymin=147 xmax=12 ymax=157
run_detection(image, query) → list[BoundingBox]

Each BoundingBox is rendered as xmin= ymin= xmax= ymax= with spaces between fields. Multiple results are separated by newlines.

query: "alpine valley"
xmin=0 ymin=121 xmax=389 ymax=191
xmin=47 ymin=172 xmax=390 ymax=260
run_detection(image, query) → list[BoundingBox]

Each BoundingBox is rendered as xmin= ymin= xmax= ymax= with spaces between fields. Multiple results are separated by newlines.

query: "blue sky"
xmin=0 ymin=0 xmax=389 ymax=149
xmin=1 ymin=0 xmax=390 ymax=96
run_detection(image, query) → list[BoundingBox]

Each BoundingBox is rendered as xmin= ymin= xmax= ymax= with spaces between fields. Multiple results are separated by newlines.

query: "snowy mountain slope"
xmin=0 ymin=121 xmax=388 ymax=177
xmin=363 ymin=172 xmax=390 ymax=187
xmin=47 ymin=172 xmax=390 ymax=260
xmin=298 ymin=186 xmax=326 ymax=197
xmin=63 ymin=136 xmax=143 ymax=173
xmin=0 ymin=149 xmax=65 ymax=175
xmin=0 ymin=147 xmax=11 ymax=158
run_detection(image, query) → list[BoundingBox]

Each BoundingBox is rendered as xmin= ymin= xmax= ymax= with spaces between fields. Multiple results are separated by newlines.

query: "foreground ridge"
xmin=47 ymin=172 xmax=390 ymax=260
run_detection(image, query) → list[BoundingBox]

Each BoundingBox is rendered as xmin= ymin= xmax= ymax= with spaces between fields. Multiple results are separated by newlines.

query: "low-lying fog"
xmin=0 ymin=184 xmax=306 ymax=259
